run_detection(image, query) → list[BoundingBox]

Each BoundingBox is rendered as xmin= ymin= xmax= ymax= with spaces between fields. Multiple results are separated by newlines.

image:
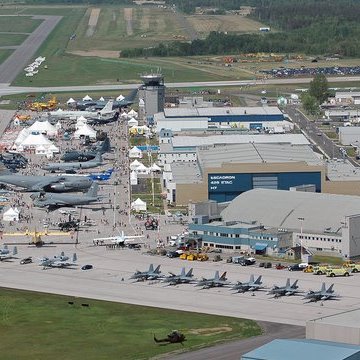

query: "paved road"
xmin=2 ymin=76 xmax=360 ymax=96
xmin=0 ymin=15 xmax=62 ymax=84
xmin=168 ymin=322 xmax=304 ymax=360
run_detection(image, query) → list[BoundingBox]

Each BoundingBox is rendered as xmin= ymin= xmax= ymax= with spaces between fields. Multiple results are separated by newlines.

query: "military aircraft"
xmin=231 ymin=275 xmax=264 ymax=293
xmin=130 ymin=264 xmax=162 ymax=281
xmin=268 ymin=279 xmax=302 ymax=298
xmin=196 ymin=271 xmax=230 ymax=289
xmin=0 ymin=174 xmax=93 ymax=193
xmin=163 ymin=268 xmax=194 ymax=286
xmin=154 ymin=330 xmax=186 ymax=345
xmin=75 ymin=89 xmax=138 ymax=110
xmin=87 ymin=111 xmax=120 ymax=125
xmin=48 ymin=99 xmax=115 ymax=120
xmin=43 ymin=153 xmax=103 ymax=173
xmin=31 ymin=183 xmax=100 ymax=211
xmin=39 ymin=252 xmax=77 ymax=269
xmin=88 ymin=168 xmax=114 ymax=181
xmin=93 ymin=230 xmax=144 ymax=246
xmin=0 ymin=245 xmax=18 ymax=261
xmin=61 ymin=137 xmax=110 ymax=162
xmin=303 ymin=283 xmax=339 ymax=303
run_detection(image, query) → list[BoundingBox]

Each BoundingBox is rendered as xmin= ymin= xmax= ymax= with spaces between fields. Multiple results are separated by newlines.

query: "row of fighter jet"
xmin=130 ymin=265 xmax=340 ymax=303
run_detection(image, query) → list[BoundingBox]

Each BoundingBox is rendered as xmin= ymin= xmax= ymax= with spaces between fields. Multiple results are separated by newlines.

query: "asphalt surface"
xmin=0 ymin=15 xmax=62 ymax=84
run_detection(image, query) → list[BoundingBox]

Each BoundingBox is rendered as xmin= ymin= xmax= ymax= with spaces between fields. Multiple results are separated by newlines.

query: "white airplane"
xmin=48 ymin=100 xmax=115 ymax=120
xmin=94 ymin=231 xmax=144 ymax=245
xmin=39 ymin=252 xmax=77 ymax=269
xmin=0 ymin=245 xmax=18 ymax=261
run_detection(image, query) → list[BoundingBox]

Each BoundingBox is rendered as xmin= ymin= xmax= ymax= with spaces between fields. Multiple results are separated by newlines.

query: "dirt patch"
xmin=140 ymin=7 xmax=150 ymax=31
xmin=86 ymin=8 xmax=101 ymax=37
xmin=188 ymin=326 xmax=232 ymax=336
xmin=124 ymin=8 xmax=133 ymax=36
xmin=68 ymin=50 xmax=120 ymax=58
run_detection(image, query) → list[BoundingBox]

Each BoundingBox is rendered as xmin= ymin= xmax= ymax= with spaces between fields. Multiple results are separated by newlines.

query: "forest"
xmin=122 ymin=0 xmax=360 ymax=58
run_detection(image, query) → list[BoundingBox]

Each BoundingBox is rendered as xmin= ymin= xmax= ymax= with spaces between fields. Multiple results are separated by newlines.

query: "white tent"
xmin=150 ymin=163 xmax=161 ymax=172
xmin=3 ymin=207 xmax=20 ymax=222
xmin=120 ymin=112 xmax=129 ymax=119
xmin=99 ymin=97 xmax=105 ymax=101
xmin=82 ymin=95 xmax=92 ymax=101
xmin=127 ymin=118 xmax=138 ymax=127
xmin=18 ymin=133 xmax=55 ymax=153
xmin=129 ymin=146 xmax=142 ymax=158
xmin=55 ymin=121 xmax=62 ymax=130
xmin=134 ymin=163 xmax=149 ymax=174
xmin=130 ymin=170 xmax=138 ymax=185
xmin=128 ymin=109 xmax=138 ymax=118
xmin=66 ymin=97 xmax=76 ymax=105
xmin=28 ymin=120 xmax=57 ymax=137
xmin=116 ymin=94 xmax=125 ymax=101
xmin=131 ymin=198 xmax=147 ymax=212
xmin=74 ymin=123 xmax=97 ymax=139
xmin=14 ymin=128 xmax=30 ymax=146
xmin=139 ymin=98 xmax=145 ymax=107
xmin=130 ymin=159 xmax=142 ymax=170
xmin=13 ymin=117 xmax=20 ymax=126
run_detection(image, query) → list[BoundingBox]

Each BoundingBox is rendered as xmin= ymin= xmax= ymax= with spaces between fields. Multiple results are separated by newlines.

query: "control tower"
xmin=139 ymin=72 xmax=165 ymax=117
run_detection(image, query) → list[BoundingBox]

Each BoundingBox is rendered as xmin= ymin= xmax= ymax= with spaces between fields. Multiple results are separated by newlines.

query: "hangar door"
xmin=252 ymin=175 xmax=278 ymax=189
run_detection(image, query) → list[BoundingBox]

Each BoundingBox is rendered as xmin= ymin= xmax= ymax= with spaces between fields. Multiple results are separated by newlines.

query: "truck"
xmin=311 ymin=265 xmax=330 ymax=275
xmin=326 ymin=267 xmax=350 ymax=277
xmin=344 ymin=263 xmax=360 ymax=273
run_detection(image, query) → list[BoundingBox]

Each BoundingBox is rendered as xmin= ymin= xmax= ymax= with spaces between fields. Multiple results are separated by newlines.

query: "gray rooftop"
xmin=309 ymin=309 xmax=360 ymax=329
xmin=335 ymin=91 xmax=360 ymax=98
xmin=327 ymin=159 xmax=360 ymax=181
xmin=171 ymin=162 xmax=202 ymax=184
xmin=171 ymin=133 xmax=310 ymax=148
xmin=221 ymin=189 xmax=360 ymax=234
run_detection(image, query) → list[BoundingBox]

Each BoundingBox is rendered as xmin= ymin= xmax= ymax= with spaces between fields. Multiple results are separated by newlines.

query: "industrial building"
xmin=189 ymin=188 xmax=360 ymax=258
xmin=241 ymin=339 xmax=360 ymax=360
xmin=338 ymin=127 xmax=360 ymax=146
xmin=335 ymin=91 xmax=360 ymax=105
xmin=153 ymin=106 xmax=291 ymax=133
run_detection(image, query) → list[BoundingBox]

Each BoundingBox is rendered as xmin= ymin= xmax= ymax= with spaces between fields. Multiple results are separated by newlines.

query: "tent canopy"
xmin=82 ymin=95 xmax=92 ymax=101
xmin=67 ymin=97 xmax=76 ymax=104
xmin=74 ymin=123 xmax=97 ymax=139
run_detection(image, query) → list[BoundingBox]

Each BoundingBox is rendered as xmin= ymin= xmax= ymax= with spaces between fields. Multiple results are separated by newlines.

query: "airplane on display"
xmin=0 ymin=174 xmax=93 ymax=193
xmin=196 ymin=271 xmax=230 ymax=289
xmin=130 ymin=264 xmax=162 ymax=281
xmin=231 ymin=275 xmax=264 ymax=293
xmin=48 ymin=99 xmax=115 ymax=120
xmin=162 ymin=268 xmax=195 ymax=286
xmin=61 ymin=137 xmax=110 ymax=162
xmin=39 ymin=252 xmax=77 ymax=269
xmin=303 ymin=283 xmax=339 ymax=303
xmin=88 ymin=168 xmax=114 ymax=181
xmin=75 ymin=89 xmax=138 ymax=110
xmin=87 ymin=111 xmax=120 ymax=125
xmin=30 ymin=183 xmax=100 ymax=211
xmin=93 ymin=230 xmax=144 ymax=246
xmin=268 ymin=279 xmax=302 ymax=298
xmin=0 ymin=245 xmax=18 ymax=261
xmin=43 ymin=153 xmax=103 ymax=173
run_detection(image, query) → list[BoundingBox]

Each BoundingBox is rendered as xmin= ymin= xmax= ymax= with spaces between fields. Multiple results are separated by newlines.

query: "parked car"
xmin=20 ymin=257 xmax=32 ymax=265
xmin=288 ymin=264 xmax=305 ymax=271
xmin=81 ymin=264 xmax=93 ymax=270
xmin=240 ymin=257 xmax=256 ymax=266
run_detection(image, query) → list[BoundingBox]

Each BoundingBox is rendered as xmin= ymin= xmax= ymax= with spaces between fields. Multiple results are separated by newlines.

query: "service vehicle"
xmin=312 ymin=264 xmax=330 ymax=275
xmin=326 ymin=267 xmax=350 ymax=277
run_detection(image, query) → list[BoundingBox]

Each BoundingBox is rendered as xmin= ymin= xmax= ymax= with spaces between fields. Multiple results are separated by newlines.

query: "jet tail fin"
xmin=13 ymin=246 xmax=17 ymax=256
xmin=255 ymin=275 xmax=262 ymax=284
xmin=292 ymin=280 xmax=298 ymax=288
xmin=100 ymin=137 xmax=110 ymax=153
xmin=327 ymin=284 xmax=334 ymax=293
xmin=125 ymin=88 xmax=138 ymax=103
xmin=220 ymin=271 xmax=227 ymax=281
xmin=285 ymin=278 xmax=290 ymax=287
xmin=154 ymin=265 xmax=161 ymax=273
xmin=148 ymin=264 xmax=154 ymax=272
xmin=94 ymin=152 xmax=102 ymax=163
xmin=180 ymin=267 xmax=185 ymax=276
xmin=100 ymin=100 xmax=114 ymax=115
xmin=72 ymin=253 xmax=77 ymax=262
xmin=214 ymin=271 xmax=220 ymax=281
xmin=186 ymin=268 xmax=193 ymax=277
xmin=249 ymin=274 xmax=254 ymax=283
xmin=321 ymin=283 xmax=326 ymax=292
xmin=86 ymin=183 xmax=99 ymax=197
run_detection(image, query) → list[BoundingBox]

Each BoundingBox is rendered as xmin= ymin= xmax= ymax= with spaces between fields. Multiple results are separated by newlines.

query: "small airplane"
xmin=162 ymin=268 xmax=194 ymax=286
xmin=75 ymin=89 xmax=138 ymax=110
xmin=0 ymin=174 xmax=93 ymax=193
xmin=61 ymin=137 xmax=110 ymax=162
xmin=196 ymin=271 xmax=230 ymax=289
xmin=43 ymin=153 xmax=103 ymax=173
xmin=48 ymin=99 xmax=115 ymax=120
xmin=39 ymin=252 xmax=77 ymax=269
xmin=0 ymin=245 xmax=18 ymax=261
xmin=31 ymin=183 xmax=100 ymax=211
xmin=303 ymin=283 xmax=339 ymax=303
xmin=130 ymin=264 xmax=162 ymax=281
xmin=268 ymin=279 xmax=302 ymax=298
xmin=93 ymin=230 xmax=144 ymax=246
xmin=154 ymin=330 xmax=186 ymax=345
xmin=231 ymin=275 xmax=264 ymax=293
xmin=88 ymin=168 xmax=114 ymax=181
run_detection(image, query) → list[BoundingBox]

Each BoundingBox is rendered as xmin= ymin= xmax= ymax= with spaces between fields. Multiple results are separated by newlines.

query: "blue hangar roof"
xmin=241 ymin=339 xmax=360 ymax=360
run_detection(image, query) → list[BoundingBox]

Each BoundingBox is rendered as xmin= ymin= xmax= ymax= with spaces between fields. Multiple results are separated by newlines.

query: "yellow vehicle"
xmin=29 ymin=96 xmax=57 ymax=111
xmin=312 ymin=264 xmax=330 ymax=275
xmin=197 ymin=253 xmax=209 ymax=262
xmin=326 ymin=267 xmax=350 ymax=277
xmin=187 ymin=253 xmax=198 ymax=261
xmin=345 ymin=263 xmax=360 ymax=273
xmin=180 ymin=252 xmax=188 ymax=260
xmin=303 ymin=265 xmax=314 ymax=273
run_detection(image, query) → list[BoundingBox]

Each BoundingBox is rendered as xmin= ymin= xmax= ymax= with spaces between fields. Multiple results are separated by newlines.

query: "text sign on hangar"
xmin=208 ymin=173 xmax=252 ymax=192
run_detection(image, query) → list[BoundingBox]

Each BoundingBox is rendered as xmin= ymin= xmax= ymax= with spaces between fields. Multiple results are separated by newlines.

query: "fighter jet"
xmin=268 ymin=279 xmax=302 ymax=298
xmin=75 ymin=89 xmax=138 ymax=110
xmin=196 ymin=271 xmax=230 ymax=289
xmin=39 ymin=252 xmax=77 ymax=269
xmin=162 ymin=268 xmax=195 ymax=286
xmin=87 ymin=111 xmax=120 ymax=125
xmin=88 ymin=168 xmax=113 ymax=181
xmin=303 ymin=283 xmax=339 ymax=303
xmin=43 ymin=153 xmax=103 ymax=173
xmin=0 ymin=174 xmax=93 ymax=193
xmin=0 ymin=245 xmax=18 ymax=261
xmin=31 ymin=183 xmax=100 ymax=211
xmin=130 ymin=264 xmax=162 ymax=281
xmin=231 ymin=275 xmax=264 ymax=293
xmin=61 ymin=137 xmax=110 ymax=162
xmin=48 ymin=99 xmax=115 ymax=120
xmin=93 ymin=230 xmax=144 ymax=246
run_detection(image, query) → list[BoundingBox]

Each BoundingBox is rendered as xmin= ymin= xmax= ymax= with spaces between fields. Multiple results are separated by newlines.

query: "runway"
xmin=0 ymin=15 xmax=62 ymax=84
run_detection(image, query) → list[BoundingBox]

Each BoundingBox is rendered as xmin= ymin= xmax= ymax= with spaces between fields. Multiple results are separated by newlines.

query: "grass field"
xmin=0 ymin=33 xmax=28 ymax=46
xmin=0 ymin=15 xmax=41 ymax=33
xmin=0 ymin=288 xmax=261 ymax=360
xmin=0 ymin=49 xmax=13 ymax=65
